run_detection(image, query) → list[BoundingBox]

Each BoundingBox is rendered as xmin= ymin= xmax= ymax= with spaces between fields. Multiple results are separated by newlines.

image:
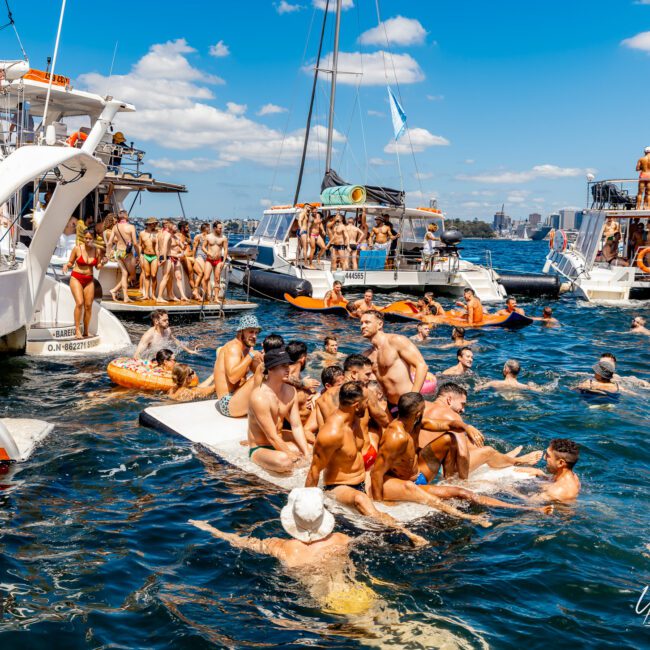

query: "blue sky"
xmin=4 ymin=0 xmax=650 ymax=221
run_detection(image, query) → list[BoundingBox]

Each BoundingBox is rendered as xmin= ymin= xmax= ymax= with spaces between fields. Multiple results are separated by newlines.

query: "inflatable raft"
xmin=107 ymin=357 xmax=198 ymax=391
xmin=284 ymin=293 xmax=350 ymax=316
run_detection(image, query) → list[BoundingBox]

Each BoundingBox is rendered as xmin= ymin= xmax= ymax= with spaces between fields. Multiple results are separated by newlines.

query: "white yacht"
xmin=543 ymin=178 xmax=650 ymax=301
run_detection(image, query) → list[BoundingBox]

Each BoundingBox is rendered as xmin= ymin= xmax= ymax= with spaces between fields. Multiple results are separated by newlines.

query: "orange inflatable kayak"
xmin=422 ymin=310 xmax=533 ymax=329
xmin=107 ymin=357 xmax=198 ymax=391
xmin=284 ymin=293 xmax=350 ymax=316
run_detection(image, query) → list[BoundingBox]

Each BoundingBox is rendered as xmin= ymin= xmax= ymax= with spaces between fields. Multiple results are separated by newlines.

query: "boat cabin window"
xmin=254 ymin=212 xmax=295 ymax=241
xmin=399 ymin=218 xmax=441 ymax=243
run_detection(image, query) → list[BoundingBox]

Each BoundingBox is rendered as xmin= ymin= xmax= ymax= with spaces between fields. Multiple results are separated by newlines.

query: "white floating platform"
xmin=102 ymin=298 xmax=257 ymax=316
xmin=140 ymin=399 xmax=533 ymax=527
xmin=0 ymin=418 xmax=54 ymax=462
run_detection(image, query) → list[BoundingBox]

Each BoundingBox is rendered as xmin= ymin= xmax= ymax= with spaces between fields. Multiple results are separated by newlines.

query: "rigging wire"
xmin=1 ymin=0 xmax=28 ymax=60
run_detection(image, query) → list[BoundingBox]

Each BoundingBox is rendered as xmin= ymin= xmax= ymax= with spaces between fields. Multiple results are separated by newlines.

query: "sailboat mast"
xmin=325 ymin=0 xmax=342 ymax=173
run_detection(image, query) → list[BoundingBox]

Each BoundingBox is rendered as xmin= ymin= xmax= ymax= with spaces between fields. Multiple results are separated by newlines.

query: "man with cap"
xmin=247 ymin=346 xmax=310 ymax=473
xmin=636 ymin=146 xmax=650 ymax=210
xmin=138 ymin=217 xmax=159 ymax=300
xmin=214 ymin=314 xmax=264 ymax=418
xmin=577 ymin=359 xmax=620 ymax=394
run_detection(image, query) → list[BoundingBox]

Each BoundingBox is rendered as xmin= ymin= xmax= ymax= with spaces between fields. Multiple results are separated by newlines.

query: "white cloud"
xmin=359 ymin=16 xmax=427 ymax=47
xmin=406 ymin=190 xmax=437 ymax=205
xmin=634 ymin=1 xmax=650 ymax=4
xmin=276 ymin=0 xmax=303 ymax=13
xmin=415 ymin=172 xmax=433 ymax=179
xmin=306 ymin=50 xmax=424 ymax=85
xmin=367 ymin=109 xmax=385 ymax=117
xmin=384 ymin=127 xmax=449 ymax=154
xmin=426 ymin=94 xmax=444 ymax=101
xmin=260 ymin=198 xmax=273 ymax=207
xmin=79 ymin=39 xmax=344 ymax=168
xmin=621 ymin=31 xmax=650 ymax=52
xmin=257 ymin=103 xmax=288 ymax=115
xmin=149 ymin=157 xmax=230 ymax=172
xmin=464 ymin=159 xmax=475 ymax=164
xmin=369 ymin=157 xmax=390 ymax=165
xmin=457 ymin=164 xmax=596 ymax=184
xmin=313 ymin=0 xmax=353 ymax=11
xmin=209 ymin=40 xmax=230 ymax=57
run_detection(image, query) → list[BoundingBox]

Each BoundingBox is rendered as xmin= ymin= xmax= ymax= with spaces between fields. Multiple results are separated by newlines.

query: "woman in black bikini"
xmin=62 ymin=229 xmax=106 ymax=339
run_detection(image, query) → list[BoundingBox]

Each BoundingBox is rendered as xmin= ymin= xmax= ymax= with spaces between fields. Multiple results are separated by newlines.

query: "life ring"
xmin=66 ymin=131 xmax=88 ymax=147
xmin=637 ymin=247 xmax=650 ymax=274
xmin=411 ymin=371 xmax=438 ymax=395
xmin=552 ymin=229 xmax=567 ymax=253
xmin=107 ymin=357 xmax=198 ymax=391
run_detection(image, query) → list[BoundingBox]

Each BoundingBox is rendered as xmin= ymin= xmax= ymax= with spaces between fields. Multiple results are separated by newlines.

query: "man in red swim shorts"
xmin=201 ymin=220 xmax=228 ymax=301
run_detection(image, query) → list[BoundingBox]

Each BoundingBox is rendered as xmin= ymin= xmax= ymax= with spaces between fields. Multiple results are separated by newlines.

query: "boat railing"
xmin=589 ymin=179 xmax=646 ymax=211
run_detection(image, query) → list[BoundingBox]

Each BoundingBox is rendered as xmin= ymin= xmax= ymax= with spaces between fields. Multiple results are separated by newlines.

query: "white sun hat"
xmin=280 ymin=487 xmax=335 ymax=543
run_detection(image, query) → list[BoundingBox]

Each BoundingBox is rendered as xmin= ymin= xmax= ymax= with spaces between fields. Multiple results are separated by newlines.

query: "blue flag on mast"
xmin=388 ymin=86 xmax=407 ymax=140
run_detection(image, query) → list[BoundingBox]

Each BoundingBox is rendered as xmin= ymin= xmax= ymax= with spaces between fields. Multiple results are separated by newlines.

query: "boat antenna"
xmin=325 ymin=0 xmax=342 ymax=173
xmin=293 ymin=0 xmax=330 ymax=205
xmin=42 ymin=0 xmax=67 ymax=135
xmin=106 ymin=40 xmax=118 ymax=96
xmin=1 ymin=0 xmax=28 ymax=61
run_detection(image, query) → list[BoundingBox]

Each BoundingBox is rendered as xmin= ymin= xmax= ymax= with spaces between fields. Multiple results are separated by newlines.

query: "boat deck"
xmin=101 ymin=291 xmax=256 ymax=315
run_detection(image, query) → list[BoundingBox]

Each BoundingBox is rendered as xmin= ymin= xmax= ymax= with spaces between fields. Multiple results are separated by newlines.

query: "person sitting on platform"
xmin=455 ymin=288 xmax=484 ymax=324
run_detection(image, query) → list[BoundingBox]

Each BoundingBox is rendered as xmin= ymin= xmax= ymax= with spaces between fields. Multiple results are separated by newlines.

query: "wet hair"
xmin=464 ymin=288 xmax=475 ymax=296
xmin=262 ymin=333 xmax=285 ymax=353
xmin=505 ymin=296 xmax=516 ymax=304
xmin=324 ymin=335 xmax=337 ymax=346
xmin=286 ymin=340 xmax=308 ymax=362
xmin=436 ymin=382 xmax=467 ymax=399
xmin=542 ymin=306 xmax=553 ymax=316
xmin=457 ymin=346 xmax=473 ymax=359
xmin=172 ymin=363 xmax=193 ymax=388
xmin=363 ymin=309 xmax=384 ymax=323
xmin=343 ymin=354 xmax=372 ymax=372
xmin=504 ymin=359 xmax=520 ymax=376
xmin=321 ymin=365 xmax=344 ymax=387
xmin=201 ymin=222 xmax=210 ymax=232
xmin=451 ymin=326 xmax=465 ymax=340
xmin=339 ymin=381 xmax=365 ymax=406
xmin=397 ymin=392 xmax=424 ymax=418
xmin=151 ymin=309 xmax=168 ymax=324
xmin=155 ymin=348 xmax=174 ymax=365
xmin=549 ymin=438 xmax=579 ymax=469
xmin=600 ymin=352 xmax=617 ymax=364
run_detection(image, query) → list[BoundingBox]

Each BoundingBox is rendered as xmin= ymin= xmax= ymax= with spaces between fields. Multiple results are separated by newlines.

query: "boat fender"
xmin=636 ymin=247 xmax=650 ymax=274
xmin=0 ymin=421 xmax=21 ymax=461
xmin=497 ymin=273 xmax=561 ymax=298
xmin=244 ymin=268 xmax=312 ymax=300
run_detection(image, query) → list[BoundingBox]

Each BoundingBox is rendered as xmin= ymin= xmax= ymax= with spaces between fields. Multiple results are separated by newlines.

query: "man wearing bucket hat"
xmin=214 ymin=314 xmax=264 ymax=418
xmin=577 ymin=359 xmax=632 ymax=395
xmin=247 ymin=346 xmax=310 ymax=473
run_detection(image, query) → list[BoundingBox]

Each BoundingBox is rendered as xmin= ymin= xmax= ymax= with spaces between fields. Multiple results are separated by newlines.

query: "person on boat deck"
xmin=326 ymin=213 xmax=350 ymax=271
xmin=410 ymin=322 xmax=431 ymax=343
xmin=214 ymin=314 xmax=264 ymax=418
xmin=134 ymin=309 xmax=200 ymax=360
xmin=370 ymin=392 xmax=548 ymax=525
xmin=345 ymin=216 xmax=364 ymax=270
xmin=442 ymin=346 xmax=474 ymax=377
xmin=497 ymin=296 xmax=525 ymax=317
xmin=349 ymin=289 xmax=379 ymax=316
xmin=456 ymin=288 xmax=484 ymax=324
xmin=360 ymin=310 xmax=429 ymax=407
xmin=202 ymin=220 xmax=228 ymax=302
xmin=477 ymin=359 xmax=543 ymax=393
xmin=107 ymin=210 xmax=139 ymax=303
xmin=577 ymin=360 xmax=620 ymax=395
xmin=305 ymin=381 xmax=427 ymax=547
xmin=421 ymin=222 xmax=439 ymax=270
xmin=139 ymin=217 xmax=159 ymax=301
xmin=368 ymin=215 xmax=395 ymax=262
xmin=437 ymin=326 xmax=476 ymax=349
xmin=247 ymin=346 xmax=310 ymax=474
xmin=635 ymin=146 xmax=650 ymax=210
xmin=601 ymin=216 xmax=621 ymax=264
xmin=323 ymin=280 xmax=347 ymax=308
xmin=108 ymin=131 xmax=132 ymax=172
xmin=515 ymin=439 xmax=581 ymax=504
xmin=313 ymin=335 xmax=346 ymax=367
xmin=167 ymin=363 xmax=214 ymax=402
xmin=629 ymin=315 xmax=650 ymax=336
xmin=62 ymin=228 xmax=107 ymax=339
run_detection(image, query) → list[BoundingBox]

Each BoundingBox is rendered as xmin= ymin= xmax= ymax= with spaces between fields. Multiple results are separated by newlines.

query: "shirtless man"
xmin=327 ymin=213 xmax=349 ymax=271
xmin=630 ymin=316 xmax=650 ymax=336
xmin=138 ymin=217 xmax=159 ymax=300
xmin=532 ymin=306 xmax=559 ymax=326
xmin=456 ymin=288 xmax=484 ymax=325
xmin=516 ymin=439 xmax=581 ymax=503
xmin=477 ymin=359 xmax=543 ymax=393
xmin=371 ymin=393 xmax=549 ymax=525
xmin=297 ymin=204 xmax=312 ymax=266
xmin=202 ymin=220 xmax=228 ymax=301
xmin=214 ymin=314 xmax=264 ymax=418
xmin=423 ymin=292 xmax=445 ymax=316
xmin=156 ymin=220 xmax=175 ymax=302
xmin=345 ymin=216 xmax=364 ymax=270
xmin=323 ymin=281 xmax=347 ymax=308
xmin=350 ymin=289 xmax=379 ymax=317
xmin=601 ymin=216 xmax=621 ymax=263
xmin=360 ymin=310 xmax=428 ymax=406
xmin=134 ymin=309 xmax=199 ymax=359
xmin=437 ymin=326 xmax=476 ymax=349
xmin=305 ymin=381 xmax=426 ymax=546
xmin=369 ymin=216 xmax=394 ymax=269
xmin=599 ymin=352 xmax=650 ymax=389
xmin=577 ymin=359 xmax=621 ymax=395
xmin=107 ymin=210 xmax=138 ymax=303
xmin=636 ymin=146 xmax=650 ymax=210
xmin=286 ymin=340 xmax=320 ymax=423
xmin=410 ymin=322 xmax=431 ymax=343
xmin=497 ymin=296 xmax=525 ymax=317
xmin=312 ymin=335 xmax=346 ymax=367
xmin=423 ymin=383 xmax=543 ymax=475
xmin=170 ymin=224 xmax=190 ymax=301
xmin=247 ymin=347 xmax=310 ymax=473
xmin=442 ymin=346 xmax=474 ymax=376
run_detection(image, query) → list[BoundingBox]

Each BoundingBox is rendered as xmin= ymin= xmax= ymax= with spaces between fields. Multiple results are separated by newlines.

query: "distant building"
xmin=492 ymin=209 xmax=511 ymax=232
xmin=559 ymin=209 xmax=577 ymax=230
xmin=549 ymin=213 xmax=560 ymax=229
xmin=528 ymin=213 xmax=542 ymax=226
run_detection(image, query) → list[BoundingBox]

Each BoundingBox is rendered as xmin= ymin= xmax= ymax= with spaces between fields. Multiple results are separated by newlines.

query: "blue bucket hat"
xmin=237 ymin=313 xmax=261 ymax=332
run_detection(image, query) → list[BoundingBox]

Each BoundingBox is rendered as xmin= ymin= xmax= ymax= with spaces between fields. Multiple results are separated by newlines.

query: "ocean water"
xmin=0 ymin=240 xmax=648 ymax=649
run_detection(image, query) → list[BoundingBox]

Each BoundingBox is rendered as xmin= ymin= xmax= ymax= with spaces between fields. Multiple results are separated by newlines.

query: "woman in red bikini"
xmin=62 ymin=229 xmax=107 ymax=339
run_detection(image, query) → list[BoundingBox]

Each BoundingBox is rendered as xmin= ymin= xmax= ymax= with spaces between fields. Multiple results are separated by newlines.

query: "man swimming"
xmin=629 ymin=316 xmax=650 ymax=336
xmin=134 ymin=309 xmax=199 ymax=359
xmin=423 ymin=292 xmax=445 ymax=316
xmin=410 ymin=322 xmax=431 ymax=343
xmin=576 ymin=359 xmax=620 ymax=395
xmin=371 ymin=393 xmax=549 ymax=523
xmin=323 ymin=281 xmax=347 ymax=308
xmin=599 ymin=352 xmax=650 ymax=389
xmin=497 ymin=296 xmax=525 ymax=316
xmin=305 ymin=381 xmax=426 ymax=546
xmin=532 ymin=306 xmax=559 ymax=326
xmin=312 ymin=335 xmax=346 ymax=367
xmin=436 ymin=326 xmax=476 ymax=349
xmin=477 ymin=359 xmax=543 ymax=392
xmin=350 ymin=289 xmax=379 ymax=316
xmin=214 ymin=314 xmax=264 ymax=418
xmin=247 ymin=346 xmax=309 ymax=474
xmin=360 ymin=310 xmax=429 ymax=406
xmin=442 ymin=346 xmax=474 ymax=376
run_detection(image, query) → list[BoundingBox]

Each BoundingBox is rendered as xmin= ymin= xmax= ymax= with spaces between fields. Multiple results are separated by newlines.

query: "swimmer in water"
xmin=410 ymin=322 xmax=431 ymax=343
xmin=436 ymin=326 xmax=476 ymax=349
xmin=441 ymin=346 xmax=474 ymax=376
xmin=497 ymin=296 xmax=525 ymax=317
xmin=349 ymin=289 xmax=379 ymax=316
xmin=516 ymin=439 xmax=581 ymax=503
xmin=577 ymin=360 xmax=622 ymax=395
xmin=477 ymin=359 xmax=543 ymax=392
xmin=599 ymin=352 xmax=650 ymax=389
xmin=531 ymin=306 xmax=559 ymax=326
xmin=629 ymin=316 xmax=650 ymax=336
xmin=168 ymin=364 xmax=214 ymax=402
xmin=134 ymin=309 xmax=200 ymax=359
xmin=312 ymin=335 xmax=346 ymax=367
xmin=323 ymin=280 xmax=347 ymax=308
